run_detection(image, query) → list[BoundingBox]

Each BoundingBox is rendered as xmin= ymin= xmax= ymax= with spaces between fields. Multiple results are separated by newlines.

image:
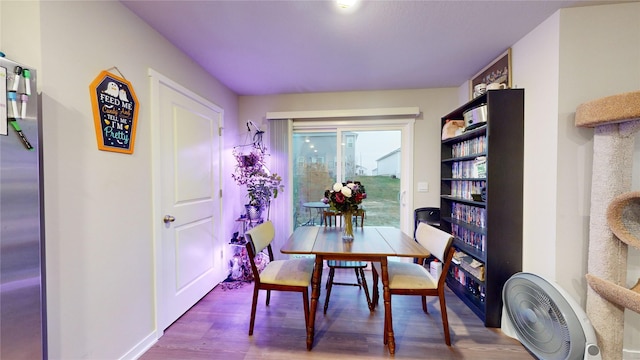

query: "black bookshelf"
xmin=439 ymin=89 xmax=524 ymax=327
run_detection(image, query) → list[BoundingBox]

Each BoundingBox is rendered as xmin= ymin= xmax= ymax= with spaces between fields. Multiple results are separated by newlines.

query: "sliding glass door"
xmin=292 ymin=121 xmax=410 ymax=231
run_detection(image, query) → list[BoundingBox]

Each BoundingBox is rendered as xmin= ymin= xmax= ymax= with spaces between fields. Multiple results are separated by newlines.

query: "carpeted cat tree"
xmin=575 ymin=90 xmax=640 ymax=360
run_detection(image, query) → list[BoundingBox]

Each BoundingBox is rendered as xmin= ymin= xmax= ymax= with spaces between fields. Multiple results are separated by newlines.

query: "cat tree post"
xmin=575 ymin=90 xmax=640 ymax=360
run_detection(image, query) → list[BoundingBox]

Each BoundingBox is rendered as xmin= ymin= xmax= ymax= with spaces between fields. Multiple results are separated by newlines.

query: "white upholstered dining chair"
xmin=244 ymin=221 xmax=315 ymax=336
xmin=371 ymin=222 xmax=455 ymax=345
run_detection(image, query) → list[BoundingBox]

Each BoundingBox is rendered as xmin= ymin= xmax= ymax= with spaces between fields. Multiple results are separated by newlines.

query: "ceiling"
xmin=122 ymin=0 xmax=630 ymax=96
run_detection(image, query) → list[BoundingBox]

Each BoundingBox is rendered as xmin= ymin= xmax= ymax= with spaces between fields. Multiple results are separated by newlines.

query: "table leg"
xmin=380 ymin=257 xmax=395 ymax=354
xmin=307 ymin=255 xmax=323 ymax=350
xmin=308 ymin=207 xmax=314 ymax=226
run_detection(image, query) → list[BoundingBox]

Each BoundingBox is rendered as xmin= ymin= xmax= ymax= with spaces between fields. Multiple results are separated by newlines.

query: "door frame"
xmin=289 ymin=118 xmax=414 ymax=234
xmin=265 ymin=107 xmax=420 ymax=234
xmin=148 ymin=68 xmax=224 ymax=338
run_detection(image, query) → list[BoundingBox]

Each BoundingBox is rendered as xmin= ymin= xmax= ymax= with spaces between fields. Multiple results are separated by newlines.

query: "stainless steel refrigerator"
xmin=0 ymin=55 xmax=47 ymax=359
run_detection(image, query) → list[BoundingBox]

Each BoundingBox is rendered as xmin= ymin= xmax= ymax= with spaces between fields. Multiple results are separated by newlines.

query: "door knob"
xmin=163 ymin=215 xmax=175 ymax=223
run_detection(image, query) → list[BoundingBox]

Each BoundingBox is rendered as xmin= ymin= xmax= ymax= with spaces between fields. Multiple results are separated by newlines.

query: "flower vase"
xmin=342 ymin=211 xmax=354 ymax=241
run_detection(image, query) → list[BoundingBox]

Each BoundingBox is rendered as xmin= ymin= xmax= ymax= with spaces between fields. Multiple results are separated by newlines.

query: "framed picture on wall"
xmin=469 ymin=48 xmax=512 ymax=99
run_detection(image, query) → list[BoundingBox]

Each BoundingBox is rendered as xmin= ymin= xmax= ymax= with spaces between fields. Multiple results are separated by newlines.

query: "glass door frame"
xmin=292 ymin=118 xmax=415 ymax=234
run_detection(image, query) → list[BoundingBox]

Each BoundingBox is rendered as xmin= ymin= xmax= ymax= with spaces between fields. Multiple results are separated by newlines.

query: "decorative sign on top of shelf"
xmin=469 ymin=48 xmax=512 ymax=100
xmin=89 ymin=68 xmax=139 ymax=154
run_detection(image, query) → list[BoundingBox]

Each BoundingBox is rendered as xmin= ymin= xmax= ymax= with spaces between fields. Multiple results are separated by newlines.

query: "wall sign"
xmin=90 ymin=70 xmax=138 ymax=154
xmin=469 ymin=48 xmax=512 ymax=100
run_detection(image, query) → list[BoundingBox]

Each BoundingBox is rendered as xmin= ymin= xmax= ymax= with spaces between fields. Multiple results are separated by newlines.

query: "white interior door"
xmin=151 ymin=71 xmax=225 ymax=332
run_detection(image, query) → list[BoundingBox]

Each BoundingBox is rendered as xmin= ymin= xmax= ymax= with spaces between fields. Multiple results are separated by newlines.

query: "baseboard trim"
xmin=119 ymin=331 xmax=157 ymax=360
xmin=624 ymin=349 xmax=640 ymax=360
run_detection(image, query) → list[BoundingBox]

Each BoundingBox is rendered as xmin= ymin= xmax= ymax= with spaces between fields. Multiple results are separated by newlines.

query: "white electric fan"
xmin=501 ymin=272 xmax=601 ymax=360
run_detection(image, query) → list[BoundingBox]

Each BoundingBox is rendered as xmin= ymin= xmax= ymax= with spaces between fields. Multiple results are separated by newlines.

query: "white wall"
xmin=509 ymin=2 xmax=640 ymax=355
xmin=2 ymin=1 xmax=240 ymax=359
xmin=559 ymin=4 xmax=640 ymax=355
xmin=0 ymin=1 xmax=42 ymax=72
xmin=512 ymin=11 xmax=561 ymax=283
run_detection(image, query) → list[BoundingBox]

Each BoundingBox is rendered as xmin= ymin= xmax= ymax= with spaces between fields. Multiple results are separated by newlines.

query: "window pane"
xmin=293 ymin=132 xmax=337 ymax=227
xmin=343 ymin=131 xmax=401 ymax=227
xmin=293 ymin=129 xmax=402 ymax=229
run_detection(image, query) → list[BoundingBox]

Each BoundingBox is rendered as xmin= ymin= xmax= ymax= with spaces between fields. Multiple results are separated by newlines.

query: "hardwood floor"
xmin=140 ymin=268 xmax=533 ymax=359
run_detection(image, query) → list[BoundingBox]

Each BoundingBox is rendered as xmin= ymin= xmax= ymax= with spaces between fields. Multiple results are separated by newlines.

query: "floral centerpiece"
xmin=232 ymin=147 xmax=283 ymax=220
xmin=322 ymin=181 xmax=366 ymax=240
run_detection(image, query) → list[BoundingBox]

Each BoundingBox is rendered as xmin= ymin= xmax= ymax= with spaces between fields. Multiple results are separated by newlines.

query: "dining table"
xmin=301 ymin=201 xmax=329 ymax=226
xmin=280 ymin=225 xmax=431 ymax=355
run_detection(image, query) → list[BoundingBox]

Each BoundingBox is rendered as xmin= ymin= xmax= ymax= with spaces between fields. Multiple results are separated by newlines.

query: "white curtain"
xmin=268 ymin=118 xmax=292 ymax=260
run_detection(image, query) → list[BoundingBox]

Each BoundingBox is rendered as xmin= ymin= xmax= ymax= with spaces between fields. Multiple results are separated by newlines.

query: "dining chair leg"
xmin=324 ymin=266 xmax=331 ymax=289
xmin=358 ymin=268 xmax=373 ymax=311
xmin=380 ymin=259 xmax=395 ymax=354
xmin=307 ymin=256 xmax=324 ymax=351
xmin=374 ymin=264 xmax=385 ymax=343
xmin=372 ymin=266 xmax=379 ymax=309
xmin=422 ymin=296 xmax=429 ymax=313
xmin=323 ymin=267 xmax=336 ymax=314
xmin=383 ymin=296 xmax=391 ymax=345
xmin=249 ymin=285 xmax=260 ymax=335
xmin=266 ymin=289 xmax=271 ymax=306
xmin=354 ymin=268 xmax=362 ymax=286
xmin=439 ymin=290 xmax=452 ymax=346
xmin=303 ymin=288 xmax=310 ymax=330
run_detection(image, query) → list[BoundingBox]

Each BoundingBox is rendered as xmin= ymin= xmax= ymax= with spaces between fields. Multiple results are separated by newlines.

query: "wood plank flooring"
xmin=140 ymin=268 xmax=534 ymax=359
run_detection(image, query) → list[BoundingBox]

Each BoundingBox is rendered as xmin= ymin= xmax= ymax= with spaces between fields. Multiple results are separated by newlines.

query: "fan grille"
xmin=504 ymin=274 xmax=585 ymax=360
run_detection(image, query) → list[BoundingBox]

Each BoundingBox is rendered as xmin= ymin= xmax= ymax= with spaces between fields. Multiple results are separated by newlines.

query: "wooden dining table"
xmin=280 ymin=225 xmax=431 ymax=355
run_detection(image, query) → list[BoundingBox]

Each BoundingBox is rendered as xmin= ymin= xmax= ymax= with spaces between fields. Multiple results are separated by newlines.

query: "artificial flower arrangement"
xmin=323 ymin=181 xmax=367 ymax=212
xmin=231 ymin=147 xmax=283 ymax=212
xmin=322 ymin=181 xmax=366 ymax=239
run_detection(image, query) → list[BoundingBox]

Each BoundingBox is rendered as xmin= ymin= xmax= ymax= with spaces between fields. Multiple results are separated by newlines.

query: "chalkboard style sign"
xmin=90 ymin=70 xmax=139 ymax=154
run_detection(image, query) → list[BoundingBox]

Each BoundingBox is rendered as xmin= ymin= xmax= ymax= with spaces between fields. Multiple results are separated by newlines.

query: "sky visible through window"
xmin=353 ymin=131 xmax=400 ymax=175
